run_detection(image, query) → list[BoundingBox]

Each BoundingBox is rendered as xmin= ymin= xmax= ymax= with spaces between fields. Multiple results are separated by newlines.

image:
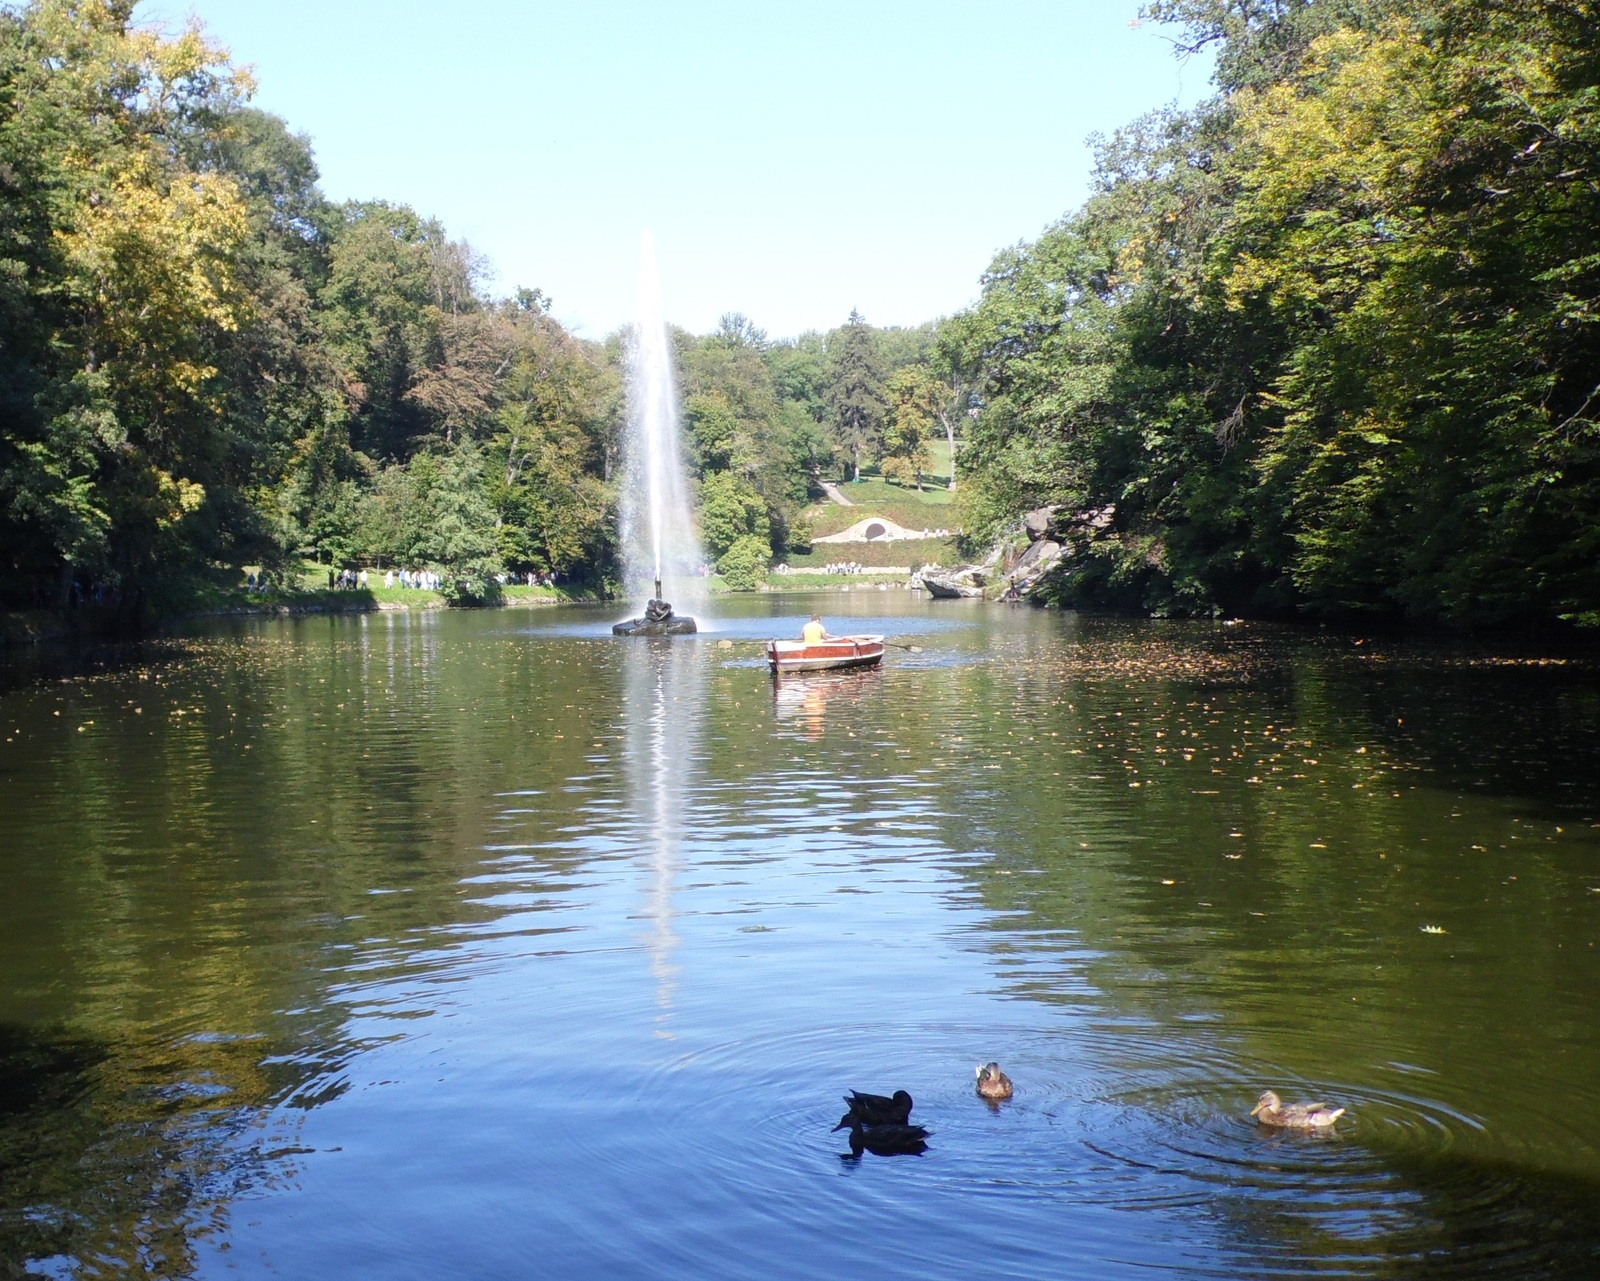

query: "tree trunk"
xmin=942 ymin=413 xmax=957 ymax=491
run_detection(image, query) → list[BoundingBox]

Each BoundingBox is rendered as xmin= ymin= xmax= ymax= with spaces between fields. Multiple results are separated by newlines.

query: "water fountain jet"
xmin=613 ymin=232 xmax=701 ymax=637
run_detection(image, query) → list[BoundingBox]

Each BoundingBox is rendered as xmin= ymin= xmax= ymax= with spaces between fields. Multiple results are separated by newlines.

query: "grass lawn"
xmin=806 ymin=472 xmax=959 ymax=539
xmin=761 ymin=571 xmax=911 ymax=590
xmin=925 ymin=437 xmax=956 ymax=488
xmin=780 ymin=536 xmax=960 ymax=569
xmin=502 ymin=583 xmax=604 ymax=604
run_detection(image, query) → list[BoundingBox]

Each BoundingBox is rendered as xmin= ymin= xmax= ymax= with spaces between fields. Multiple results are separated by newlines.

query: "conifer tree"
xmin=826 ymin=310 xmax=887 ymax=482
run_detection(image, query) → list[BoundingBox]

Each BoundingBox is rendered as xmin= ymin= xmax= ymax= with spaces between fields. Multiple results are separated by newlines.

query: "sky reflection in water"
xmin=2 ymin=594 xmax=1599 ymax=1279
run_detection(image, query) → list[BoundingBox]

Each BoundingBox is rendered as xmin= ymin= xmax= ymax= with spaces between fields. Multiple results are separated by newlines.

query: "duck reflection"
xmin=621 ymin=638 xmax=707 ymax=1036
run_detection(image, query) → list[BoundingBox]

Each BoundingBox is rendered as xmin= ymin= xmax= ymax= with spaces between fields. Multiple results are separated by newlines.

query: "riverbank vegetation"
xmin=941 ymin=0 xmax=1600 ymax=628
xmin=4 ymin=0 xmax=1593 ymax=632
xmin=0 ymin=1 xmax=959 ymax=626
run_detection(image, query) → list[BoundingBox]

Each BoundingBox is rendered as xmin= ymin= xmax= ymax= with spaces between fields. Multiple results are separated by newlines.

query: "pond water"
xmin=3 ymin=594 xmax=1599 ymax=1279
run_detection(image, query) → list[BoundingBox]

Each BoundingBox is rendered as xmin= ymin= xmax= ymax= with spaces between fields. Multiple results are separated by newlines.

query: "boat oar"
xmin=717 ymin=638 xmax=923 ymax=654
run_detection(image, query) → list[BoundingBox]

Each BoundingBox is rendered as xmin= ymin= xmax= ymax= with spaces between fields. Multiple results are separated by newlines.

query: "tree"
xmin=0 ymin=0 xmax=265 ymax=614
xmin=684 ymin=392 xmax=739 ymax=474
xmin=698 ymin=470 xmax=768 ymax=559
xmin=0 ymin=1 xmax=629 ymax=618
xmin=825 ymin=310 xmax=887 ymax=482
xmin=484 ymin=305 xmax=616 ymax=579
xmin=943 ymin=0 xmax=1600 ymax=627
xmin=881 ymin=366 xmax=941 ymax=490
xmin=1207 ymin=7 xmax=1600 ymax=622
xmin=1140 ymin=0 xmax=1389 ymax=92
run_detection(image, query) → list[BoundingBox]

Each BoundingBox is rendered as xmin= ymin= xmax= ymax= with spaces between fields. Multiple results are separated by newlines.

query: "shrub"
xmin=441 ymin=558 xmax=505 ymax=607
xmin=717 ymin=534 xmax=770 ymax=591
xmin=786 ymin=514 xmax=813 ymax=554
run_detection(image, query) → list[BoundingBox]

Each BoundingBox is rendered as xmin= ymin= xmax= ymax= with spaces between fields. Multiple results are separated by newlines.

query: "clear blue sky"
xmin=136 ymin=1 xmax=1212 ymax=340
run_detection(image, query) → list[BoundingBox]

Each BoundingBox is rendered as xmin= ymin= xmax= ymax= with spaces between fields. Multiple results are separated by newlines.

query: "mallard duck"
xmin=840 ymin=1116 xmax=930 ymax=1157
xmin=834 ymin=1089 xmax=913 ymax=1128
xmin=1250 ymin=1090 xmax=1345 ymax=1129
xmin=976 ymin=1062 xmax=1013 ymax=1101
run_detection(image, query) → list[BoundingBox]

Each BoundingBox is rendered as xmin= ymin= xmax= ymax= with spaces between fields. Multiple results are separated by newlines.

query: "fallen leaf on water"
xmin=1421 ymin=925 xmax=1447 ymax=935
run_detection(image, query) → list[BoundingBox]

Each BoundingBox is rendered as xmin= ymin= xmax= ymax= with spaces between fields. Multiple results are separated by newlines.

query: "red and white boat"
xmin=767 ymin=634 xmax=885 ymax=674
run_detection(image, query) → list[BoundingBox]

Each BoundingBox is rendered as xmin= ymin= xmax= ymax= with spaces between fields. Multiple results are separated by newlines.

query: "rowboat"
xmin=767 ymin=634 xmax=885 ymax=674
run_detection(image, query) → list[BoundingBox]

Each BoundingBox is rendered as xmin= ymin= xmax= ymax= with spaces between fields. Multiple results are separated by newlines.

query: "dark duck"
xmin=834 ymin=1089 xmax=914 ymax=1129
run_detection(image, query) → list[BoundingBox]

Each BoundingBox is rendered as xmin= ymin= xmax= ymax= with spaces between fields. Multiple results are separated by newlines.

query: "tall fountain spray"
xmin=613 ymin=232 xmax=701 ymax=636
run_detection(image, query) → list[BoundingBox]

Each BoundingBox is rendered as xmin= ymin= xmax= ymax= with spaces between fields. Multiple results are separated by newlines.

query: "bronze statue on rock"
xmin=613 ymin=577 xmax=696 ymax=636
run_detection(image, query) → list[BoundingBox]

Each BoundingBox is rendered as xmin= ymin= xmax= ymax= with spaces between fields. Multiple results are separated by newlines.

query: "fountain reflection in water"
xmin=614 ymin=232 xmax=702 ymax=636
xmin=622 ymin=638 xmax=706 ymax=1035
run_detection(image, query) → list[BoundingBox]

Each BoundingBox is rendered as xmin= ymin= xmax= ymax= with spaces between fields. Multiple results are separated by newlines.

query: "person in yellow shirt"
xmin=801 ymin=615 xmax=831 ymax=644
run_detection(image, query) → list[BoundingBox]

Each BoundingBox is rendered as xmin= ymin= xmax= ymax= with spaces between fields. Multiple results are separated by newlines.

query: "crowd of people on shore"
xmin=772 ymin=561 xmax=873 ymax=575
xmin=312 ymin=567 xmax=562 ymax=591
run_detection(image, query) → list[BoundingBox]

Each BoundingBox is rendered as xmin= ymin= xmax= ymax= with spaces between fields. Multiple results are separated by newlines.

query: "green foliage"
xmin=0 ymin=0 xmax=263 ymax=612
xmin=0 ymin=2 xmax=621 ymax=612
xmin=882 ymin=366 xmax=941 ymax=490
xmin=698 ymin=470 xmax=769 ymax=558
xmin=440 ymin=560 xmax=504 ymax=607
xmin=485 ymin=307 xmax=617 ymax=579
xmin=671 ymin=312 xmax=956 ymax=561
xmin=826 ymin=310 xmax=889 ymax=481
xmin=24 ymin=0 xmax=1588 ymax=631
xmin=0 ymin=7 xmax=961 ymax=627
xmin=716 ymin=533 xmax=770 ymax=591
xmin=945 ymin=0 xmax=1600 ymax=627
xmin=1141 ymin=0 xmax=1390 ymax=92
xmin=786 ymin=513 xmax=813 ymax=554
xmin=685 ymin=392 xmax=740 ymax=473
xmin=1214 ymin=9 xmax=1600 ymax=623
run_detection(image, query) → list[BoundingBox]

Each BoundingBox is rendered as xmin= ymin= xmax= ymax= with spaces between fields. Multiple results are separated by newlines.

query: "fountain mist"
xmin=619 ymin=233 xmax=704 ymax=609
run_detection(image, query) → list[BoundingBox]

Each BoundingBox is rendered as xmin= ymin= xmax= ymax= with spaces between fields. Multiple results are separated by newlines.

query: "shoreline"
xmin=0 ymin=586 xmax=610 ymax=647
xmin=9 ymin=575 xmax=1596 ymax=650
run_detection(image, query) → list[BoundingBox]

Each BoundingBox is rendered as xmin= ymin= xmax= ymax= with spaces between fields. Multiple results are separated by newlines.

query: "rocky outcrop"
xmin=921 ymin=568 xmax=986 ymax=599
xmin=1023 ymin=505 xmax=1060 ymax=541
xmin=1016 ymin=538 xmax=1061 ymax=572
xmin=1003 ymin=505 xmax=1117 ymax=598
xmin=920 ymin=505 xmax=1116 ymax=603
xmin=1023 ymin=503 xmax=1114 ymax=544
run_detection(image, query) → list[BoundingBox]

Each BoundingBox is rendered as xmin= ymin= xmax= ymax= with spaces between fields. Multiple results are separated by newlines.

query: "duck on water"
xmin=1250 ymin=1090 xmax=1345 ymax=1129
xmin=976 ymin=1062 xmax=1013 ymax=1102
xmin=835 ymin=1089 xmax=914 ymax=1128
